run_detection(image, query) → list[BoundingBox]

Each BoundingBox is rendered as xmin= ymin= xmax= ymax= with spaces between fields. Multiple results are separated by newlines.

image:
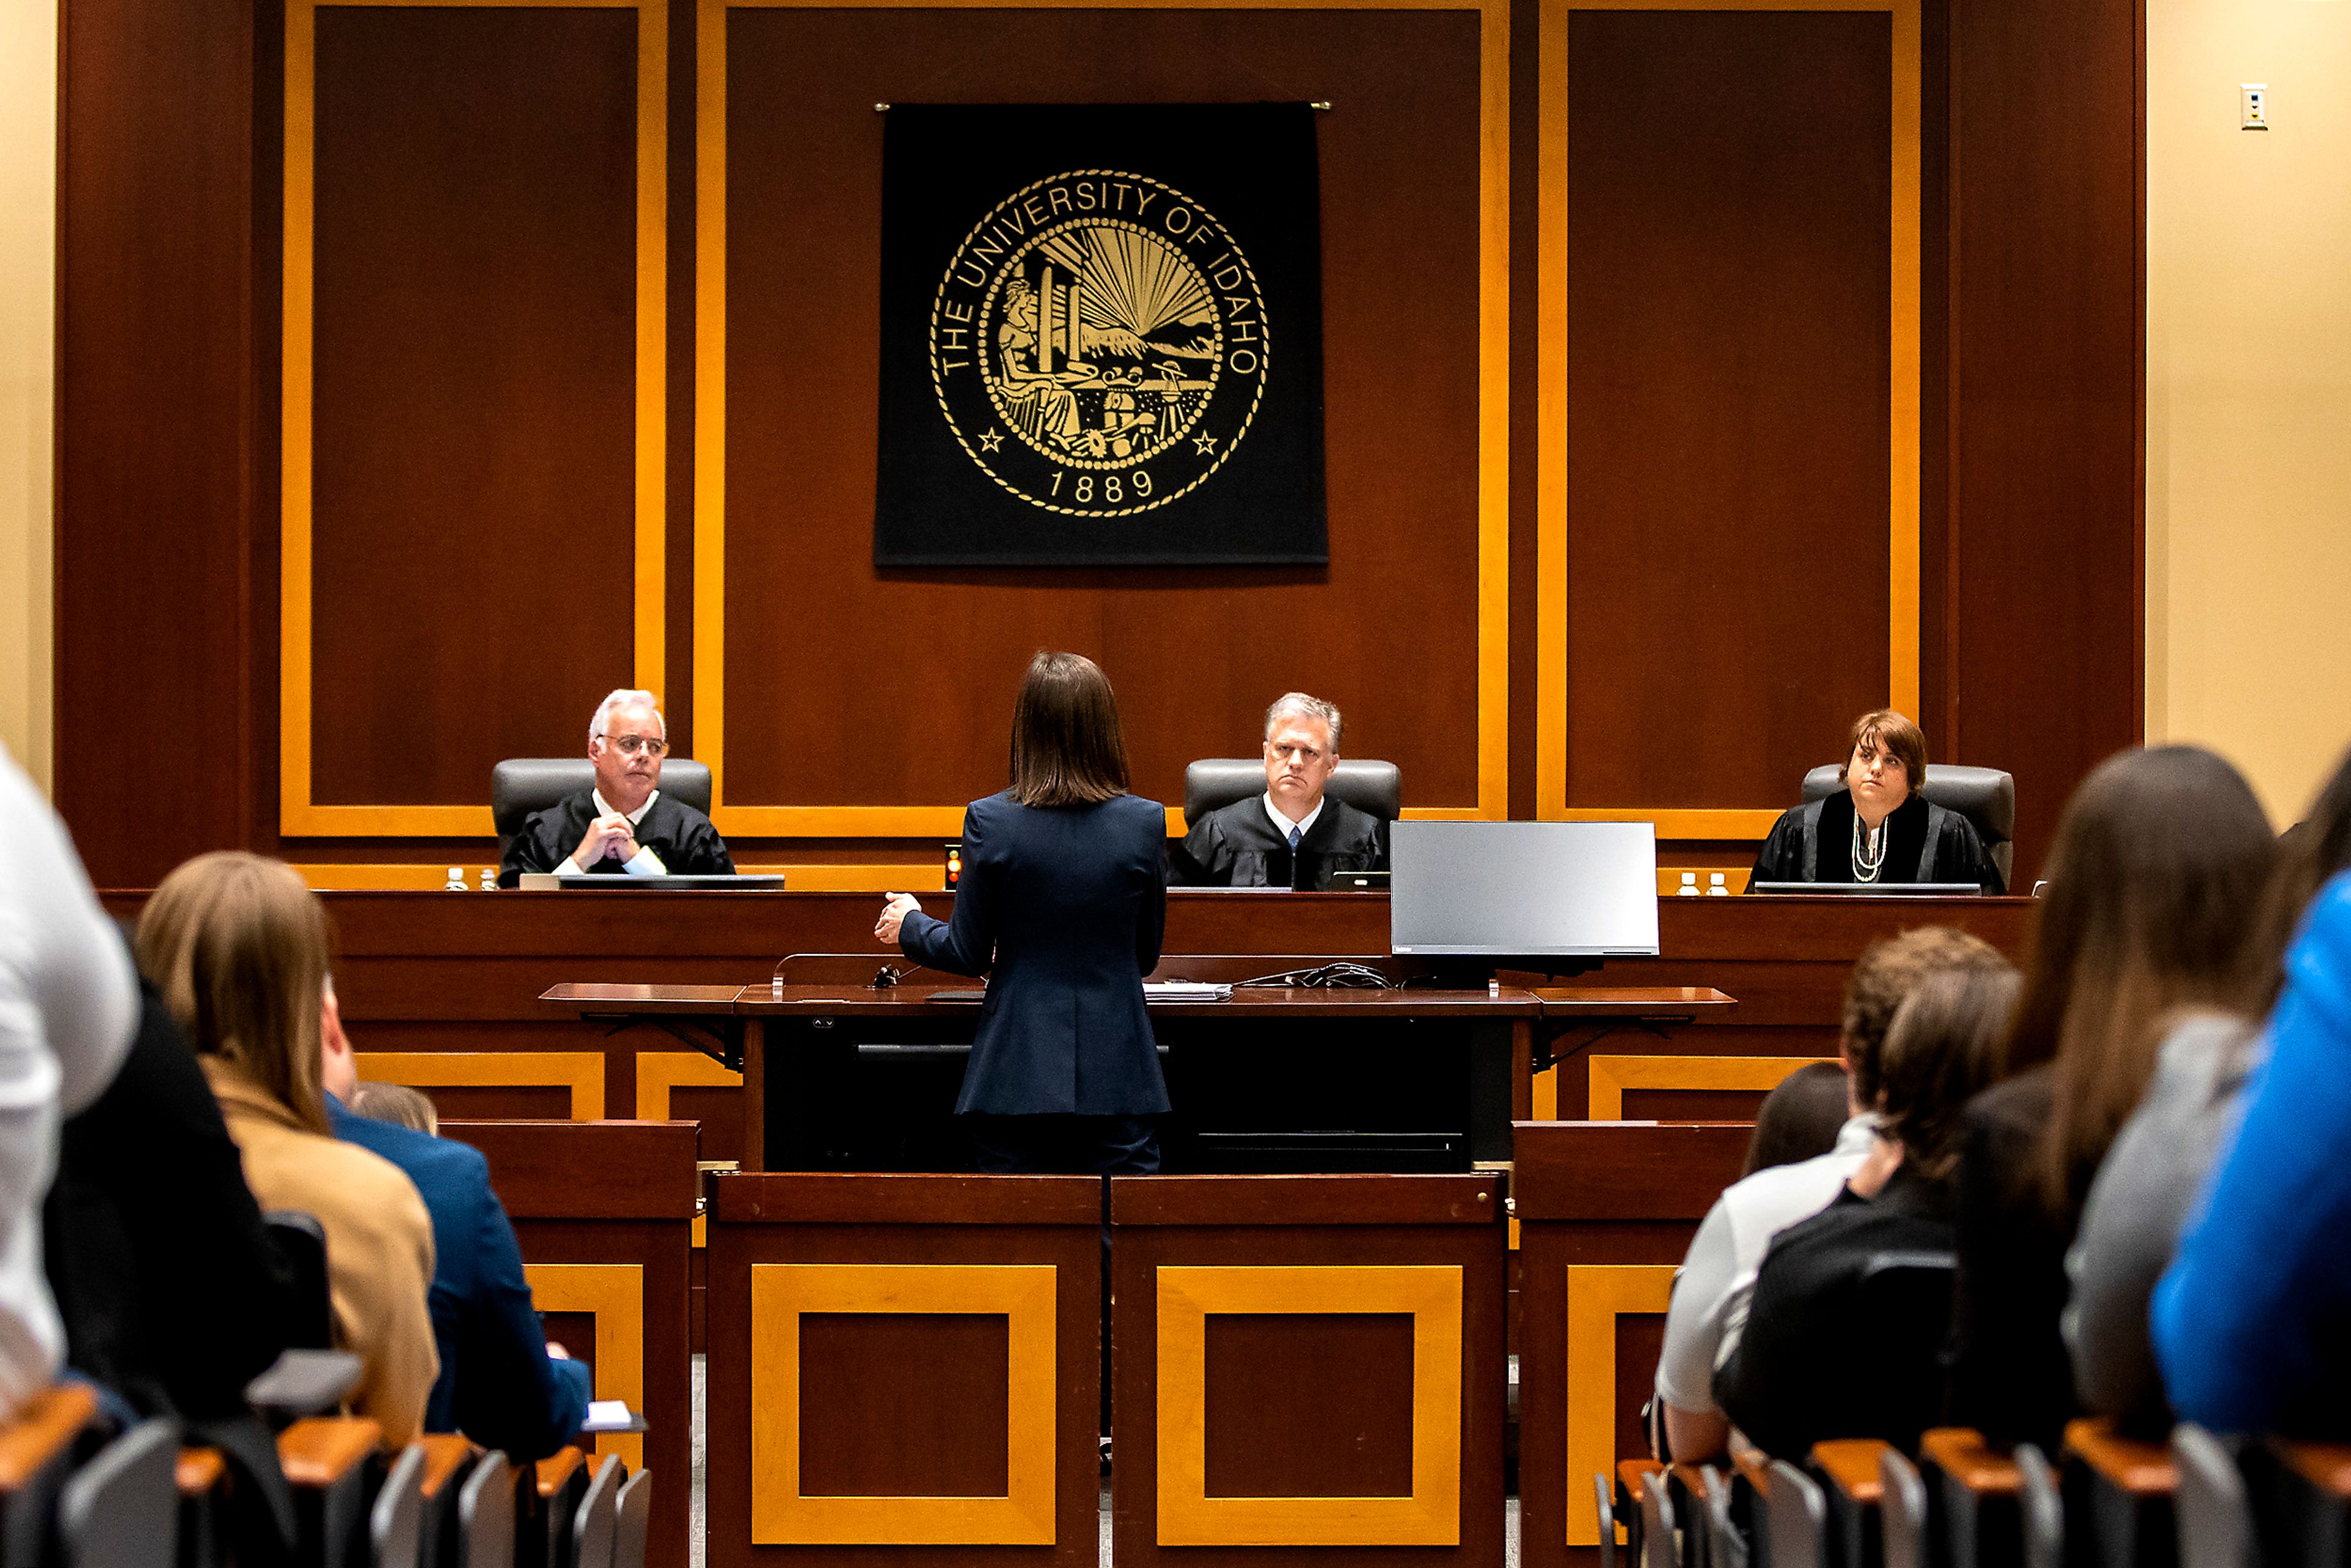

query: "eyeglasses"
xmin=597 ymin=733 xmax=669 ymax=757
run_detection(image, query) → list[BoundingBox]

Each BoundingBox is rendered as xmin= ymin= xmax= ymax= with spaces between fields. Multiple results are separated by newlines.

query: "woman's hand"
xmin=875 ymin=893 xmax=922 ymax=945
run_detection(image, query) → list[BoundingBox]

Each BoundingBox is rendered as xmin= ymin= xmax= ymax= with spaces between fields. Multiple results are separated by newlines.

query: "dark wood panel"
xmin=797 ymin=1313 xmax=1013 ymax=1496
xmin=711 ymin=1171 xmax=1101 ymax=1226
xmin=721 ymin=7 xmax=1483 ymax=811
xmin=1946 ymin=0 xmax=2144 ymax=886
xmin=1511 ymin=1121 xmax=1749 ymax=1221
xmin=53 ymin=0 xmax=255 ymax=888
xmin=1564 ymin=10 xmax=1892 ymax=809
xmin=1202 ymin=1313 xmax=1415 ymax=1496
xmin=308 ymin=7 xmax=639 ymax=805
xmin=1621 ymin=1087 xmax=1772 ymax=1122
xmin=441 ymin=1119 xmax=700 ymax=1218
xmin=1112 ymin=1172 xmax=1501 ymax=1227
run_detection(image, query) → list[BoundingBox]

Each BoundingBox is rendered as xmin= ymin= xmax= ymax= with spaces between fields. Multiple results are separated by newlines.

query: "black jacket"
xmin=1173 ymin=793 xmax=1388 ymax=889
xmin=497 ymin=789 xmax=734 ymax=887
xmin=900 ymin=790 xmax=1170 ymax=1118
xmin=1750 ymin=790 xmax=2004 ymax=892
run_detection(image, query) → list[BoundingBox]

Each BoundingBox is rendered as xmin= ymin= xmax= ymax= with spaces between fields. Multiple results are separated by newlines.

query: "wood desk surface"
xmin=540 ymin=981 xmax=1733 ymax=1019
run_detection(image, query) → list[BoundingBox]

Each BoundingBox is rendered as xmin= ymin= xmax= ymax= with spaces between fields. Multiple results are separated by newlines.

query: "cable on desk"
xmin=1230 ymin=962 xmax=1395 ymax=990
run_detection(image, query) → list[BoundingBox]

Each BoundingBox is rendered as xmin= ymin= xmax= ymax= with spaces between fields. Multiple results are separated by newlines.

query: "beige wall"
xmin=0 ymin=0 xmax=56 ymax=793
xmin=2147 ymin=0 xmax=2351 ymax=827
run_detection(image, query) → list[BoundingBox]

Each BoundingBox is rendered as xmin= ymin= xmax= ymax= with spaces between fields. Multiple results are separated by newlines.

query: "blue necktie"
xmin=1288 ymin=826 xmax=1302 ymax=851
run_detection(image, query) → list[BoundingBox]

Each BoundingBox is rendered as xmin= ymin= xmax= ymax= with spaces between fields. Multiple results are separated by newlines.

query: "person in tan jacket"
xmin=137 ymin=852 xmax=438 ymax=1446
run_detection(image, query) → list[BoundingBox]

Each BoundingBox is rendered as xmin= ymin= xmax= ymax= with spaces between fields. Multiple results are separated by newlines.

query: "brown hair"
xmin=1740 ymin=1060 xmax=1854 ymax=1177
xmin=1007 ymin=651 xmax=1130 ymax=808
xmin=1849 ymin=710 xmax=1929 ymax=798
xmin=351 ymin=1081 xmax=440 ymax=1137
xmin=1877 ymin=964 xmax=2021 ymax=1181
xmin=137 ymin=852 xmax=335 ymax=1136
xmin=2237 ymin=741 xmax=2351 ymax=1016
xmin=1842 ymin=925 xmax=2008 ymax=1106
xmin=2003 ymin=746 xmax=2275 ymax=1215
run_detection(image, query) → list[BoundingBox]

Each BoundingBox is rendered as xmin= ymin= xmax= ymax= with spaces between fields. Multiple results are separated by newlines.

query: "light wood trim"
xmin=175 ymin=1447 xmax=227 ymax=1497
xmin=354 ymin=1051 xmax=606 ymax=1120
xmin=634 ymin=1051 xmax=743 ymax=1120
xmin=414 ymin=1434 xmax=476 ymax=1499
xmin=698 ymin=0 xmax=1509 ymax=836
xmin=525 ymin=1263 xmax=645 ymax=1469
xmin=1562 ymin=1264 xmax=1674 ymax=1546
xmin=1920 ymin=1428 xmax=2019 ymax=1495
xmin=0 ymin=1384 xmax=97 ymax=1488
xmin=277 ymin=1417 xmax=386 ymax=1487
xmin=1154 ymin=1264 xmax=1463 ymax=1547
xmin=2064 ymin=1417 xmax=2177 ymax=1496
xmin=747 ymin=1262 xmax=1059 ymax=1545
xmin=1535 ymin=0 xmax=1923 ymax=827
xmin=279 ymin=0 xmax=667 ymax=838
xmin=1812 ymin=1437 xmax=1890 ymax=1502
xmin=1585 ymin=1054 xmax=1831 ymax=1120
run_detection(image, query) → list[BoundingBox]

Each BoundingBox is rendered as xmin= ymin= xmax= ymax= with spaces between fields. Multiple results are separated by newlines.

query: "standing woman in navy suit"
xmin=875 ymin=651 xmax=1170 ymax=1174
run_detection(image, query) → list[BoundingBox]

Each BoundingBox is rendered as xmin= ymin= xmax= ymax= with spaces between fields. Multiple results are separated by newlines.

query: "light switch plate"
xmin=2243 ymin=83 xmax=2269 ymax=130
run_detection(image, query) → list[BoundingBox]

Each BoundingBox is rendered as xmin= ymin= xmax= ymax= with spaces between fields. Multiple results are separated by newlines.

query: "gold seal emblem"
xmin=931 ymin=170 xmax=1267 ymax=517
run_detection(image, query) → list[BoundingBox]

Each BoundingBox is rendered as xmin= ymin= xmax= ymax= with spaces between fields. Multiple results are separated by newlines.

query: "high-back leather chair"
xmin=1800 ymin=763 xmax=2015 ymax=889
xmin=490 ymin=759 xmax=714 ymax=842
xmin=1182 ymin=759 xmax=1403 ymax=827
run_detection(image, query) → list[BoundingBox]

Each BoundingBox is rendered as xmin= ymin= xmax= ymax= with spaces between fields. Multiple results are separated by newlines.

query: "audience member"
xmin=2152 ymin=752 xmax=2351 ymax=1435
xmin=0 ymin=747 xmax=137 ymax=1421
xmin=1650 ymin=926 xmax=2006 ymax=1461
xmin=1741 ymin=1062 xmax=1854 ymax=1177
xmin=350 ymin=1081 xmax=439 ymax=1136
xmin=2065 ymin=752 xmax=2351 ymax=1430
xmin=137 ymin=853 xmax=440 ymax=1446
xmin=1946 ymin=746 xmax=2273 ymax=1450
xmin=317 ymin=980 xmax=591 ymax=1457
xmin=1715 ymin=962 xmax=2018 ymax=1457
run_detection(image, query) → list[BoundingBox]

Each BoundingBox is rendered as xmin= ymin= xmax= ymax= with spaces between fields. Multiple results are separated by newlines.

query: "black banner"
xmin=874 ymin=103 xmax=1327 ymax=566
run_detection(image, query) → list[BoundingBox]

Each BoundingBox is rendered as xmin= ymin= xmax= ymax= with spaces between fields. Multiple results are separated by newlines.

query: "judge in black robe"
xmin=1748 ymin=708 xmax=2003 ymax=892
xmin=496 ymin=689 xmax=735 ymax=886
xmin=498 ymin=789 xmax=734 ymax=886
xmin=1176 ymin=792 xmax=1389 ymax=890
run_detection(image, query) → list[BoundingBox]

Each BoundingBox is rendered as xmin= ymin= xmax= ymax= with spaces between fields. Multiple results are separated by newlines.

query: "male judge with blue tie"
xmin=1173 ymin=692 xmax=1388 ymax=890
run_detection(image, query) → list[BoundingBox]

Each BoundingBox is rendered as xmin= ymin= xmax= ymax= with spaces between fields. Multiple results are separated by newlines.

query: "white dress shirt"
xmin=0 ymin=748 xmax=137 ymax=1418
xmin=553 ymin=788 xmax=669 ymax=877
xmin=1262 ymin=792 xmax=1325 ymax=845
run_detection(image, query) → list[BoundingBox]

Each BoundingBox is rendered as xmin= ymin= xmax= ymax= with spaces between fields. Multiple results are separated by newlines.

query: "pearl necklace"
xmin=1851 ymin=811 xmax=1888 ymax=883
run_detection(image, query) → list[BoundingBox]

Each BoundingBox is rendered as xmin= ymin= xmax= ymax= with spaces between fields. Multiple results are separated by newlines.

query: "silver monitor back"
xmin=1389 ymin=820 xmax=1660 ymax=957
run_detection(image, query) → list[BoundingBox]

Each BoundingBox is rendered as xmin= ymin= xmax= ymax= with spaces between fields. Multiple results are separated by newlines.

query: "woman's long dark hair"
xmin=1878 ymin=964 xmax=2020 ymax=1182
xmin=2001 ymin=746 xmax=2274 ymax=1215
xmin=2237 ymin=742 xmax=2351 ymax=1016
xmin=1008 ymin=651 xmax=1130 ymax=808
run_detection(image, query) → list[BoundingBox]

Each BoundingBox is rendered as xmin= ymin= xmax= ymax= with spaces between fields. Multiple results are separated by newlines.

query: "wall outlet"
xmin=2242 ymin=83 xmax=2268 ymax=130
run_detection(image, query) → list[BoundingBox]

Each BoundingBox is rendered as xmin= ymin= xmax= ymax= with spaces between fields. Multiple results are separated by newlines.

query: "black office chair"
xmin=1800 ymin=763 xmax=2015 ymax=889
xmin=1849 ymin=1250 xmax=1958 ymax=1451
xmin=490 ymin=758 xmax=714 ymax=843
xmin=1182 ymin=758 xmax=1403 ymax=825
xmin=264 ymin=1212 xmax=334 ymax=1352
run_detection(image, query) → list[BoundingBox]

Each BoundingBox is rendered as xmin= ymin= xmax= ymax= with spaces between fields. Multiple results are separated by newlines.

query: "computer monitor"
xmin=1389 ymin=820 xmax=1659 ymax=958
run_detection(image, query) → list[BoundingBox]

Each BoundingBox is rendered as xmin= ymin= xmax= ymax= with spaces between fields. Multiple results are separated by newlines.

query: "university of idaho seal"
xmin=929 ymin=169 xmax=1267 ymax=518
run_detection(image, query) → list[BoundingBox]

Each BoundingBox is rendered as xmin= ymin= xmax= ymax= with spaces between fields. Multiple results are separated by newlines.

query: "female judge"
xmin=875 ymin=652 xmax=1170 ymax=1174
xmin=1749 ymin=709 xmax=2003 ymax=891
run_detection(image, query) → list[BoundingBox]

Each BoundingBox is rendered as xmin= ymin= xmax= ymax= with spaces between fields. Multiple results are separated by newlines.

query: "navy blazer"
xmin=900 ymin=789 xmax=1171 ymax=1118
xmin=329 ymin=1098 xmax=592 ymax=1457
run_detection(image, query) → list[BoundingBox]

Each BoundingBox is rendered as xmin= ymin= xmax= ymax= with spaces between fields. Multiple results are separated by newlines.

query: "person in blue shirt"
xmin=2153 ymin=857 xmax=2351 ymax=1435
xmin=319 ymin=981 xmax=591 ymax=1456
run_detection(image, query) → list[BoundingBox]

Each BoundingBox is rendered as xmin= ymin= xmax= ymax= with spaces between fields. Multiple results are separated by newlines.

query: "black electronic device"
xmin=1747 ymin=881 xmax=1984 ymax=896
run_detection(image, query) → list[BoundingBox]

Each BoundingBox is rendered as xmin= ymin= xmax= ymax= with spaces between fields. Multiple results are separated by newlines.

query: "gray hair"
xmin=1263 ymin=692 xmax=1343 ymax=754
xmin=589 ymin=689 xmax=665 ymax=746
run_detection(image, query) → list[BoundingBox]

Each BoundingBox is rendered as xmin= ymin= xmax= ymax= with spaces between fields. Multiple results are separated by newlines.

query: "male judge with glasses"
xmin=1173 ymin=692 xmax=1388 ymax=890
xmin=497 ymin=689 xmax=735 ymax=885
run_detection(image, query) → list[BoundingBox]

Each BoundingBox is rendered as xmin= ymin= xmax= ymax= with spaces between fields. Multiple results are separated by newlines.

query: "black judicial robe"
xmin=1748 ymin=789 xmax=2003 ymax=893
xmin=497 ymin=789 xmax=735 ymax=888
xmin=1173 ymin=794 xmax=1389 ymax=890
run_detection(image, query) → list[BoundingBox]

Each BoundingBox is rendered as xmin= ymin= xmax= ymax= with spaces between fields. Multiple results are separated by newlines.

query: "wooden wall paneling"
xmin=703 ymin=1173 xmax=1102 ymax=1567
xmin=53 ymin=0 xmax=257 ymax=889
xmin=1108 ymin=1173 xmax=1506 ymax=1563
xmin=440 ymin=1119 xmax=697 ymax=1568
xmin=1944 ymin=0 xmax=2143 ymax=885
xmin=696 ymin=0 xmax=1510 ymax=839
xmin=1513 ymin=1120 xmax=1749 ymax=1567
xmin=1535 ymin=0 xmax=1921 ymax=839
xmin=280 ymin=0 xmax=666 ymax=835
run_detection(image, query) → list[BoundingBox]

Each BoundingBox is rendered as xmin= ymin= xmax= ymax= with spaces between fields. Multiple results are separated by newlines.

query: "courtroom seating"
xmin=1801 ymin=763 xmax=2016 ymax=887
xmin=0 ymin=1383 xmax=100 ymax=1568
xmin=1877 ymin=1447 xmax=1929 ymax=1568
xmin=612 ymin=1471 xmax=650 ymax=1568
xmin=58 ymin=1417 xmax=177 ymax=1568
xmin=1640 ymin=1464 xmax=1679 ymax=1568
xmin=176 ymin=1447 xmax=227 ymax=1568
xmin=455 ymin=1453 xmax=513 ymax=1568
xmin=2254 ymin=1438 xmax=2351 ymax=1566
xmin=2172 ymin=1424 xmax=2255 ymax=1568
xmin=529 ymin=1448 xmax=588 ymax=1568
xmin=279 ymin=1416 xmax=384 ymax=1568
xmin=1918 ymin=1427 xmax=2023 ymax=1568
xmin=1701 ymin=1466 xmax=1747 ymax=1568
xmin=2014 ymin=1444 xmax=2065 ymax=1568
xmin=411 ymin=1436 xmax=474 ymax=1568
xmin=1810 ymin=1439 xmax=1886 ymax=1568
xmin=369 ymin=1444 xmax=426 ymax=1568
xmin=2065 ymin=1419 xmax=2177 ymax=1568
xmin=1765 ymin=1458 xmax=1831 ymax=1568
xmin=568 ymin=1454 xmax=622 ymax=1568
xmin=1616 ymin=1460 xmax=1662 ymax=1566
xmin=1182 ymin=756 xmax=1403 ymax=824
xmin=490 ymin=760 xmax=713 ymax=847
xmin=266 ymin=1210 xmax=335 ymax=1351
xmin=1596 ymin=1471 xmax=1623 ymax=1568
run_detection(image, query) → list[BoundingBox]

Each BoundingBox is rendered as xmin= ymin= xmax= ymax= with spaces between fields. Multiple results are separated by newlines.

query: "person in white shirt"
xmin=1651 ymin=925 xmax=2009 ymax=1461
xmin=495 ymin=690 xmax=733 ymax=886
xmin=0 ymin=747 xmax=137 ymax=1419
xmin=1173 ymin=692 xmax=1387 ymax=889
